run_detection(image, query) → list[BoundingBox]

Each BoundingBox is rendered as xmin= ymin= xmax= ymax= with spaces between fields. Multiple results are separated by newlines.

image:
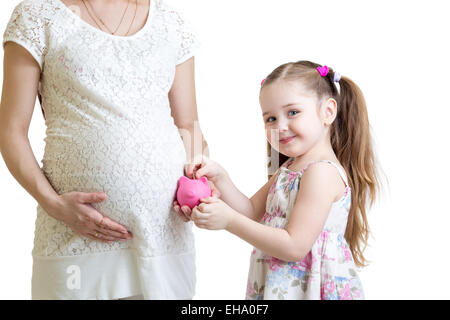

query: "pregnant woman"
xmin=0 ymin=0 xmax=209 ymax=299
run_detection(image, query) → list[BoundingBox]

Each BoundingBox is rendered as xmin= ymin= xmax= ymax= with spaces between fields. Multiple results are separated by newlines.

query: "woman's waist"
xmin=41 ymin=149 xmax=185 ymax=178
xmin=42 ymin=128 xmax=186 ymax=165
xmin=44 ymin=118 xmax=181 ymax=145
xmin=41 ymin=159 xmax=184 ymax=195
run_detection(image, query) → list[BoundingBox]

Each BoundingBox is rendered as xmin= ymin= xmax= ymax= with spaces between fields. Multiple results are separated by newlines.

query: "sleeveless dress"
xmin=2 ymin=0 xmax=200 ymax=299
xmin=246 ymin=158 xmax=365 ymax=300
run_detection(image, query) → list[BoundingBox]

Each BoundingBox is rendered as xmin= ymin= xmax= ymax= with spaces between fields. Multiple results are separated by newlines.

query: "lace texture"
xmin=2 ymin=0 xmax=52 ymax=69
xmin=3 ymin=0 xmax=200 ymax=258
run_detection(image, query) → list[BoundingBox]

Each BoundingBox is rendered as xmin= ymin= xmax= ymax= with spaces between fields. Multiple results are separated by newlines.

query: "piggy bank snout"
xmin=183 ymin=190 xmax=197 ymax=199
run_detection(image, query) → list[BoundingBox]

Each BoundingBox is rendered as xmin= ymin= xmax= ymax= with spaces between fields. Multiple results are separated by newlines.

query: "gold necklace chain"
xmin=81 ymin=0 xmax=105 ymax=32
xmin=125 ymin=0 xmax=138 ymax=36
xmin=82 ymin=0 xmax=132 ymax=35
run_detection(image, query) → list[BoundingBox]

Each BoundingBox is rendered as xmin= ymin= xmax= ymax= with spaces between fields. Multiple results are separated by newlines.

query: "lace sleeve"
xmin=2 ymin=1 xmax=48 ymax=70
xmin=167 ymin=4 xmax=201 ymax=65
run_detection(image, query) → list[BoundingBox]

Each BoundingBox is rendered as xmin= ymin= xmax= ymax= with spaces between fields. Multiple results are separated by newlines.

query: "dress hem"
xmin=32 ymin=248 xmax=196 ymax=300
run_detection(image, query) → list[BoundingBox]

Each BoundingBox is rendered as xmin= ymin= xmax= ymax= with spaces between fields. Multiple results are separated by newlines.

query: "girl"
xmin=174 ymin=60 xmax=379 ymax=300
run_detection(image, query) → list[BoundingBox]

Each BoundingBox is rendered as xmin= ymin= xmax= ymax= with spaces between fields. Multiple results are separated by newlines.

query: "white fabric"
xmin=3 ymin=0 xmax=200 ymax=299
xmin=117 ymin=294 xmax=145 ymax=300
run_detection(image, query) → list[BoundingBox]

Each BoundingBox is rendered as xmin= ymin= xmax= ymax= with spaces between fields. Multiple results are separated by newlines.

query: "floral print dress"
xmin=246 ymin=158 xmax=364 ymax=300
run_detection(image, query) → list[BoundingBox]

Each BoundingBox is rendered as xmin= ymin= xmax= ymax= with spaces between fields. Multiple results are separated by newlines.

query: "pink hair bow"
xmin=316 ymin=65 xmax=329 ymax=77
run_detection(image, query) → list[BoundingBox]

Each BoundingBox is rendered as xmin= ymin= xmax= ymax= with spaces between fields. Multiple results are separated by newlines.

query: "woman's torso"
xmin=24 ymin=0 xmax=192 ymax=257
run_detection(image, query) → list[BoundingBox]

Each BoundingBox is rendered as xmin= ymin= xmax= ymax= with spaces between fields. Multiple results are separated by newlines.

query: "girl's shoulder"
xmin=302 ymin=160 xmax=348 ymax=184
xmin=283 ymin=157 xmax=347 ymax=182
xmin=296 ymin=159 xmax=349 ymax=203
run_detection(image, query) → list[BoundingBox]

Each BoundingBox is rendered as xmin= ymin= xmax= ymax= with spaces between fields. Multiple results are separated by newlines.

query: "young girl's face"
xmin=260 ymin=80 xmax=327 ymax=158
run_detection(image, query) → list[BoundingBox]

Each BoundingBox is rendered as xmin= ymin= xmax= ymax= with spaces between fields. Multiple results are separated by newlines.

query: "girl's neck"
xmin=290 ymin=136 xmax=338 ymax=170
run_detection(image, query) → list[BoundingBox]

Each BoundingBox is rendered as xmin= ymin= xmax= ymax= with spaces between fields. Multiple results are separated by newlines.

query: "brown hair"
xmin=263 ymin=60 xmax=379 ymax=268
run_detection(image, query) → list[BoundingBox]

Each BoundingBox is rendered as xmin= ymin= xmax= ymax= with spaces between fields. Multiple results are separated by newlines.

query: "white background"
xmin=1 ymin=0 xmax=449 ymax=299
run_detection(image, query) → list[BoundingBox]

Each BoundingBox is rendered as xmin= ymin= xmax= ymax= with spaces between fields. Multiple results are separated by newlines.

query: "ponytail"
xmin=332 ymin=76 xmax=379 ymax=268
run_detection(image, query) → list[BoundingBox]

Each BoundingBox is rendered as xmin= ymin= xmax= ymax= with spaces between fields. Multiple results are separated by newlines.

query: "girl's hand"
xmin=175 ymin=157 xmax=222 ymax=222
xmin=46 ymin=192 xmax=133 ymax=243
xmin=185 ymin=158 xmax=222 ymax=195
xmin=172 ymin=184 xmax=221 ymax=222
xmin=191 ymin=197 xmax=236 ymax=230
xmin=193 ymin=158 xmax=227 ymax=185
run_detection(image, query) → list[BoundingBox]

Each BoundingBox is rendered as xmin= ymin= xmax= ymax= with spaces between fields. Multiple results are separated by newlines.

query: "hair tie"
xmin=316 ymin=65 xmax=329 ymax=77
xmin=317 ymin=65 xmax=341 ymax=83
xmin=333 ymin=72 xmax=341 ymax=83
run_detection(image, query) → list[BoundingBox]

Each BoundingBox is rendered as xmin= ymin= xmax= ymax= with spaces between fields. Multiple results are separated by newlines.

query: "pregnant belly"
xmin=41 ymin=129 xmax=187 ymax=227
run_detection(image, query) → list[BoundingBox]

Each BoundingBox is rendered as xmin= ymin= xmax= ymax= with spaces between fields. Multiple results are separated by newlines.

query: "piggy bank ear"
xmin=178 ymin=176 xmax=190 ymax=185
xmin=200 ymin=176 xmax=208 ymax=184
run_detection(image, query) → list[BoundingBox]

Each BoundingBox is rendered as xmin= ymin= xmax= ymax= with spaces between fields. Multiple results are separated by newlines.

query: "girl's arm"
xmin=194 ymin=157 xmax=288 ymax=221
xmin=194 ymin=162 xmax=345 ymax=262
xmin=213 ymin=166 xmax=282 ymax=221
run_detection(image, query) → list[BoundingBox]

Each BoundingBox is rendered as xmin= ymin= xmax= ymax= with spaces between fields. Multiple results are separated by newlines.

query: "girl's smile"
xmin=280 ymin=135 xmax=296 ymax=144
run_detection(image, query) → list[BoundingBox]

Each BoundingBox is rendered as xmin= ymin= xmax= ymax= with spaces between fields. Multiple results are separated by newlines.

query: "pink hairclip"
xmin=316 ymin=65 xmax=329 ymax=77
xmin=261 ymin=78 xmax=266 ymax=86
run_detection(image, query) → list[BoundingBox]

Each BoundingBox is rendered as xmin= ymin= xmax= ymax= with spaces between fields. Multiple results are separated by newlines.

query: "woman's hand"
xmin=190 ymin=196 xmax=236 ymax=230
xmin=172 ymin=200 xmax=191 ymax=222
xmin=46 ymin=192 xmax=133 ymax=243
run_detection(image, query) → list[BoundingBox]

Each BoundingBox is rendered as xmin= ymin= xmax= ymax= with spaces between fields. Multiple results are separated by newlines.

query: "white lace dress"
xmin=2 ymin=0 xmax=200 ymax=300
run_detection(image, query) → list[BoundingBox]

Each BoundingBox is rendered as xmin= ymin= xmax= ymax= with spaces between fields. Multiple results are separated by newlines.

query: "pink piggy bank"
xmin=176 ymin=176 xmax=212 ymax=209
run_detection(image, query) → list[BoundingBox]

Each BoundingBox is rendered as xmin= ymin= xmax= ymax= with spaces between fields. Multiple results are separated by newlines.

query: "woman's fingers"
xmin=85 ymin=231 xmax=117 ymax=243
xmin=175 ymin=204 xmax=190 ymax=222
xmin=77 ymin=192 xmax=130 ymax=235
xmin=173 ymin=201 xmax=190 ymax=222
xmin=84 ymin=231 xmax=112 ymax=243
xmin=82 ymin=216 xmax=131 ymax=241
xmin=181 ymin=205 xmax=192 ymax=220
xmin=93 ymin=213 xmax=129 ymax=235
xmin=96 ymin=225 xmax=132 ymax=240
xmin=92 ymin=231 xmax=116 ymax=242
xmin=78 ymin=192 xmax=107 ymax=204
xmin=179 ymin=214 xmax=190 ymax=222
xmin=173 ymin=201 xmax=180 ymax=213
